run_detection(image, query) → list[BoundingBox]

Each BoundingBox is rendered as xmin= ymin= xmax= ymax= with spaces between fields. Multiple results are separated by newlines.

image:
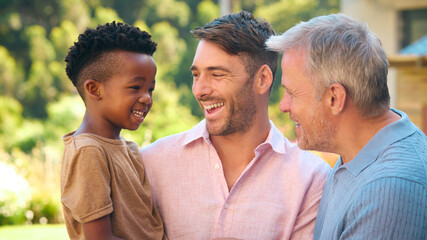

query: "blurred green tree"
xmin=58 ymin=0 xmax=91 ymax=31
xmin=151 ymin=21 xmax=187 ymax=83
xmin=143 ymin=0 xmax=191 ymax=29
xmin=91 ymin=6 xmax=123 ymax=26
xmin=0 ymin=97 xmax=24 ymax=151
xmin=0 ymin=46 xmax=24 ymax=98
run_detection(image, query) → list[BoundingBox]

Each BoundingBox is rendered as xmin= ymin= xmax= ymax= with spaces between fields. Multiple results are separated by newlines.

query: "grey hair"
xmin=266 ymin=13 xmax=390 ymax=118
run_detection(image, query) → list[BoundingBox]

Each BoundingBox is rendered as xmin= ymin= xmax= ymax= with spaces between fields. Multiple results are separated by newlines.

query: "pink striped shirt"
xmin=140 ymin=120 xmax=331 ymax=240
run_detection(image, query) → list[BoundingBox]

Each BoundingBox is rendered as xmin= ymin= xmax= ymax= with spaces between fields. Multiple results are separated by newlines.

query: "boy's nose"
xmin=139 ymin=94 xmax=152 ymax=105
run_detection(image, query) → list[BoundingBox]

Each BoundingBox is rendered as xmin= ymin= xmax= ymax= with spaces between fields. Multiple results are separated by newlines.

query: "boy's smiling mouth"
xmin=132 ymin=110 xmax=148 ymax=123
xmin=132 ymin=110 xmax=145 ymax=118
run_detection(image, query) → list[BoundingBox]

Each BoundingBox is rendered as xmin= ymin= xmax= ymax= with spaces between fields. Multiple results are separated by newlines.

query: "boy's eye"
xmin=130 ymin=86 xmax=140 ymax=90
xmin=149 ymin=88 xmax=155 ymax=92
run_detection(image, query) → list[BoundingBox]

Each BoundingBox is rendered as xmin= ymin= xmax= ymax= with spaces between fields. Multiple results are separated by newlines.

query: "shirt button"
xmin=224 ymin=203 xmax=229 ymax=209
xmin=214 ymin=163 xmax=220 ymax=170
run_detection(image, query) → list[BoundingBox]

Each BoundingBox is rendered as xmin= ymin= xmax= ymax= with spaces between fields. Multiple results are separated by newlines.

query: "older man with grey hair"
xmin=267 ymin=13 xmax=427 ymax=240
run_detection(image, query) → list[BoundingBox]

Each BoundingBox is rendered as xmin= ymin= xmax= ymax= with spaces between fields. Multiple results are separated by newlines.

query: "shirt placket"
xmin=210 ymin=143 xmax=264 ymax=238
xmin=208 ymin=142 xmax=238 ymax=238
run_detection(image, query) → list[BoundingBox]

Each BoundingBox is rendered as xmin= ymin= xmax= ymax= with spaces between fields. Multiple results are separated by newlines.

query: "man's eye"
xmin=130 ymin=86 xmax=140 ymax=90
xmin=213 ymin=73 xmax=224 ymax=77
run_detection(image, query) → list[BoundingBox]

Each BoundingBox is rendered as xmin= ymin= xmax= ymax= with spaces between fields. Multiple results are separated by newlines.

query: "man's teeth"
xmin=133 ymin=110 xmax=144 ymax=118
xmin=204 ymin=102 xmax=224 ymax=110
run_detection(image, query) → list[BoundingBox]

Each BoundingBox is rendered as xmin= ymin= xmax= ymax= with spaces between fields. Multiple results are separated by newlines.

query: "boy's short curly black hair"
xmin=65 ymin=21 xmax=157 ymax=98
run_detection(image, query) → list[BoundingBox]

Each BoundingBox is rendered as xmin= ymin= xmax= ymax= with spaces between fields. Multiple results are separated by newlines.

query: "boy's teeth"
xmin=204 ymin=102 xmax=224 ymax=110
xmin=133 ymin=110 xmax=143 ymax=118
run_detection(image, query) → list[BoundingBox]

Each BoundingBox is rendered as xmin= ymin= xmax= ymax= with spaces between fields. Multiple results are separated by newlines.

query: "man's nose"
xmin=192 ymin=74 xmax=213 ymax=99
xmin=279 ymin=93 xmax=291 ymax=113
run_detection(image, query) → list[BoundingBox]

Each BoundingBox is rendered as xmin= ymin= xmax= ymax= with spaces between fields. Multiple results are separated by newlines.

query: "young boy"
xmin=60 ymin=22 xmax=166 ymax=240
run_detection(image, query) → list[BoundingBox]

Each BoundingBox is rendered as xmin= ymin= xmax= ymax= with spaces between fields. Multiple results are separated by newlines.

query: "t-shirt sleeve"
xmin=341 ymin=177 xmax=426 ymax=240
xmin=61 ymin=146 xmax=113 ymax=223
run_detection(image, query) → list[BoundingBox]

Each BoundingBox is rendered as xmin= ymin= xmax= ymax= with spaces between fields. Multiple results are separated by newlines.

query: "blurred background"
xmin=0 ymin=0 xmax=426 ymax=238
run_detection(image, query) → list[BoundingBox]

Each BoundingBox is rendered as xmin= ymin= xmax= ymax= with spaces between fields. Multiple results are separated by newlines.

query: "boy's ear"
xmin=254 ymin=64 xmax=273 ymax=95
xmin=325 ymin=83 xmax=346 ymax=115
xmin=84 ymin=79 xmax=102 ymax=101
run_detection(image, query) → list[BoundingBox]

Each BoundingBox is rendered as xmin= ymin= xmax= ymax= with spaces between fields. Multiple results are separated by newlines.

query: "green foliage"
xmin=196 ymin=0 xmax=219 ymax=27
xmin=59 ymin=0 xmax=91 ymax=31
xmin=0 ymin=145 xmax=63 ymax=226
xmin=134 ymin=20 xmax=151 ymax=34
xmin=24 ymin=25 xmax=56 ymax=63
xmin=28 ymin=196 xmax=62 ymax=224
xmin=45 ymin=95 xmax=84 ymax=132
xmin=50 ymin=20 xmax=79 ymax=62
xmin=255 ymin=0 xmax=339 ymax=32
xmin=0 ymin=46 xmax=24 ymax=97
xmin=151 ymin=21 xmax=187 ymax=82
xmin=91 ymin=6 xmax=123 ymax=26
xmin=144 ymin=0 xmax=191 ymax=28
xmin=22 ymin=61 xmax=55 ymax=118
xmin=0 ymin=97 xmax=23 ymax=151
xmin=0 ymin=161 xmax=31 ymax=225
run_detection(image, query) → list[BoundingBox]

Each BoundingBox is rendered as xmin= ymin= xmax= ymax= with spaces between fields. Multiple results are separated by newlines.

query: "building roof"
xmin=400 ymin=34 xmax=427 ymax=55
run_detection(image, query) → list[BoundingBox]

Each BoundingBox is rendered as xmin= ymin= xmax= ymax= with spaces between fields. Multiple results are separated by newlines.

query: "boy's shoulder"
xmin=63 ymin=131 xmax=104 ymax=149
xmin=63 ymin=131 xmax=129 ymax=152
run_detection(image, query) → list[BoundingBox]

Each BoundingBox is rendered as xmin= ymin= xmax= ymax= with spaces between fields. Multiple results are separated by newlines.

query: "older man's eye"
xmin=213 ymin=73 xmax=225 ymax=77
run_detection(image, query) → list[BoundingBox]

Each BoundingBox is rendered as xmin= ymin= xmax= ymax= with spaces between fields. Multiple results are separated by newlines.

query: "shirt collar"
xmin=181 ymin=119 xmax=288 ymax=155
xmin=182 ymin=119 xmax=209 ymax=146
xmin=341 ymin=108 xmax=419 ymax=176
xmin=261 ymin=120 xmax=287 ymax=154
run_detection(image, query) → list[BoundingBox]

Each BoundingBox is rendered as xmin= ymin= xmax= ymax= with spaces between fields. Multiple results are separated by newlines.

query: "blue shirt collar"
xmin=336 ymin=108 xmax=419 ymax=176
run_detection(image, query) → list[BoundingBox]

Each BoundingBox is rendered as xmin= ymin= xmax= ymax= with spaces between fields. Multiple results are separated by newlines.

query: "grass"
xmin=0 ymin=224 xmax=68 ymax=240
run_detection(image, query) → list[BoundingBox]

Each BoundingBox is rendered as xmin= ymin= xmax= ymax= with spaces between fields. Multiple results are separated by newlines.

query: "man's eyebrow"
xmin=190 ymin=65 xmax=231 ymax=73
xmin=207 ymin=66 xmax=231 ymax=73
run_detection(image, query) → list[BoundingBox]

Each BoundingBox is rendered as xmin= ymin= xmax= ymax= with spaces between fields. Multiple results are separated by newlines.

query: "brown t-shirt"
xmin=61 ymin=132 xmax=166 ymax=240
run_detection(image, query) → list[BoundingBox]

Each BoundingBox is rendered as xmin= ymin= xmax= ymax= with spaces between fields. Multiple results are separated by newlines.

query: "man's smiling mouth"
xmin=203 ymin=102 xmax=224 ymax=110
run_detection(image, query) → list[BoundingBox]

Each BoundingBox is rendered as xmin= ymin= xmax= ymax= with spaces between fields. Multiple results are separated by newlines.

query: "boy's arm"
xmin=83 ymin=215 xmax=124 ymax=240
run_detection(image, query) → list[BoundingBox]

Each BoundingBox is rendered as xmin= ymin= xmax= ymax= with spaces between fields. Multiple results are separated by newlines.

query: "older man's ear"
xmin=325 ymin=83 xmax=347 ymax=115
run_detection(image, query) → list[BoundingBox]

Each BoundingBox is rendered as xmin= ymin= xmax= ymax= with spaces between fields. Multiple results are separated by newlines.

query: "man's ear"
xmin=254 ymin=64 xmax=273 ymax=95
xmin=325 ymin=83 xmax=346 ymax=115
xmin=84 ymin=79 xmax=102 ymax=101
